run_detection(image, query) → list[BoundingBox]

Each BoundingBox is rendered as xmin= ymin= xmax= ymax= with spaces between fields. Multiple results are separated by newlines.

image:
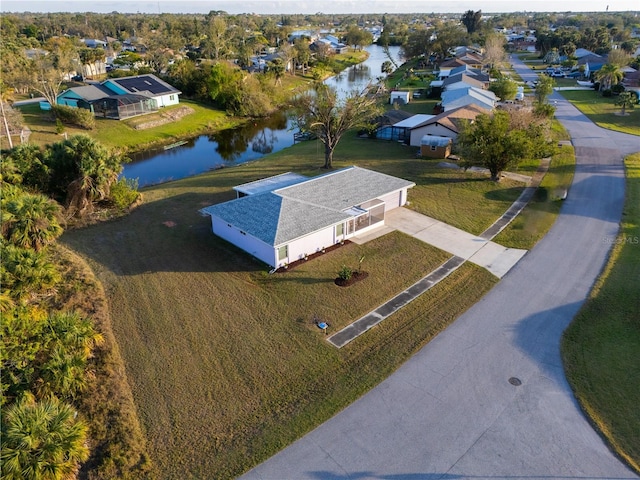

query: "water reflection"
xmin=122 ymin=45 xmax=403 ymax=187
xmin=123 ymin=110 xmax=293 ymax=187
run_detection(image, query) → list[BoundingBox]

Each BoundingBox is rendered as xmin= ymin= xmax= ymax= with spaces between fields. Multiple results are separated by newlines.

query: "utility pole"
xmin=0 ymin=100 xmax=14 ymax=149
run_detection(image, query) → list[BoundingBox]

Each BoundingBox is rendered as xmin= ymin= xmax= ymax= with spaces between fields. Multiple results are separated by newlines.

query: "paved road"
xmin=240 ymin=58 xmax=640 ymax=480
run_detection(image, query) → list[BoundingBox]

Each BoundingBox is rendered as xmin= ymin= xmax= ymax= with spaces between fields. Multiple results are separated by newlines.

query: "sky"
xmin=2 ymin=0 xmax=638 ymax=14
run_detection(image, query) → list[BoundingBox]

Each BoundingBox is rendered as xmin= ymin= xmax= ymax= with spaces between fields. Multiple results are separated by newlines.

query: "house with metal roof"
xmin=400 ymin=105 xmax=490 ymax=147
xmin=200 ymin=166 xmax=415 ymax=269
xmin=55 ymin=73 xmax=180 ymax=119
xmin=440 ymin=86 xmax=497 ymax=112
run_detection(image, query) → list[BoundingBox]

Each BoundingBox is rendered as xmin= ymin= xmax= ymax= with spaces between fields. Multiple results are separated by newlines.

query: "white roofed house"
xmin=200 ymin=167 xmax=415 ymax=269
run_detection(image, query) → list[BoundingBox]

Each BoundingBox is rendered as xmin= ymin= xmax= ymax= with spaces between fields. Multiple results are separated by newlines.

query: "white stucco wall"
xmin=280 ymin=226 xmax=339 ymax=266
xmin=154 ymin=93 xmax=180 ymax=107
xmin=211 ymin=217 xmax=276 ymax=267
xmin=409 ymin=125 xmax=457 ymax=146
xmin=378 ymin=190 xmax=404 ymax=209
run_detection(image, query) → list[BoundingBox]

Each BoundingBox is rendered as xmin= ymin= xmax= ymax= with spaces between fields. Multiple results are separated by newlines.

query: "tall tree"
xmin=28 ymin=37 xmax=77 ymax=108
xmin=461 ymin=10 xmax=482 ymax=34
xmin=0 ymin=395 xmax=89 ymax=480
xmin=595 ymin=63 xmax=623 ymax=91
xmin=489 ymin=76 xmax=518 ymax=101
xmin=483 ymin=33 xmax=506 ymax=69
xmin=44 ymin=135 xmax=124 ymax=216
xmin=615 ymin=91 xmax=637 ymax=115
xmin=534 ymin=74 xmax=555 ymax=104
xmin=292 ymin=83 xmax=382 ymax=169
xmin=458 ymin=111 xmax=534 ymax=181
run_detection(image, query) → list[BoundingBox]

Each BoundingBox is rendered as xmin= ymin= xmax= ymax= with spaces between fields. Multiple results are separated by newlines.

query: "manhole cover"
xmin=508 ymin=377 xmax=522 ymax=386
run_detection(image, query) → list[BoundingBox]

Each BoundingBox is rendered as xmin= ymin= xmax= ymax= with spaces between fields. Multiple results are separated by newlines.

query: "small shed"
xmin=390 ymin=91 xmax=411 ymax=105
xmin=420 ymin=135 xmax=452 ymax=159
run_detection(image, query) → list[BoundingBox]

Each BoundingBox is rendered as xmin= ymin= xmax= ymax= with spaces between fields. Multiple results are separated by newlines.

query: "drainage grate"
xmin=508 ymin=377 xmax=522 ymax=386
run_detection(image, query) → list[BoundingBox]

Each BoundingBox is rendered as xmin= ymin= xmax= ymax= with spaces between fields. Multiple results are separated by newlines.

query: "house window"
xmin=431 ymin=145 xmax=437 ymax=151
xmin=169 ymin=95 xmax=175 ymax=101
xmin=336 ymin=223 xmax=344 ymax=237
xmin=277 ymin=245 xmax=288 ymax=261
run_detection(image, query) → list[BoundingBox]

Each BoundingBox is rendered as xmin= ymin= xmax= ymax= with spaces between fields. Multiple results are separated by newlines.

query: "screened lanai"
xmin=91 ymin=94 xmax=158 ymax=120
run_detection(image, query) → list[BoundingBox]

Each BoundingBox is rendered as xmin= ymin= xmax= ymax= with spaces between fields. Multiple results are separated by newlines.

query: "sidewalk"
xmin=327 ymin=158 xmax=551 ymax=348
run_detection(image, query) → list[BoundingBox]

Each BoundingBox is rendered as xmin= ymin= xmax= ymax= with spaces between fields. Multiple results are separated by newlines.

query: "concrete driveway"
xmin=384 ymin=207 xmax=527 ymax=278
xmin=239 ymin=57 xmax=640 ymax=480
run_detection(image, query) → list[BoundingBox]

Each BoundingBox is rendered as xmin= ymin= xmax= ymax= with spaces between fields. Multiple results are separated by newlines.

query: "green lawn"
xmin=61 ymin=136 xmax=525 ymax=479
xmin=15 ymin=99 xmax=235 ymax=152
xmin=496 ymin=126 xmax=575 ymax=249
xmin=562 ymin=153 xmax=640 ymax=475
xmin=559 ymin=90 xmax=640 ymax=136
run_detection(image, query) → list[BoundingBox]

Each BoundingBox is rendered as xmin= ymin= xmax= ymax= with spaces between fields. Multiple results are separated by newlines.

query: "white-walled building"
xmin=201 ymin=167 xmax=415 ymax=269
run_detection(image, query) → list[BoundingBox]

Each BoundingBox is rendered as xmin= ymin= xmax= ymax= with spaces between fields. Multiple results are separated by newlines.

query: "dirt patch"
xmin=134 ymin=106 xmax=195 ymax=130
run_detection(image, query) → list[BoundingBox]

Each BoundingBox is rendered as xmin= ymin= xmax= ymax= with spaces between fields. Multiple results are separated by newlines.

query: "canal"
xmin=122 ymin=45 xmax=403 ymax=187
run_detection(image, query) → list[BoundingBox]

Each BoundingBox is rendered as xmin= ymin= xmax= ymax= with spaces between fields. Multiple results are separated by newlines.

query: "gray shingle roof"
xmin=202 ymin=167 xmax=415 ymax=246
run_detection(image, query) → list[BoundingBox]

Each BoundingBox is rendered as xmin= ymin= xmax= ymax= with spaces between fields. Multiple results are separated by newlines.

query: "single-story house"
xmin=420 ymin=135 xmax=452 ymax=158
xmin=55 ymin=73 xmax=180 ymax=119
xmin=200 ymin=166 xmax=415 ymax=269
xmin=102 ymin=75 xmax=180 ymax=108
xmin=442 ymin=73 xmax=487 ymax=91
xmin=402 ymin=105 xmax=490 ymax=145
xmin=390 ymin=90 xmax=411 ymax=105
xmin=377 ymin=113 xmax=435 ymax=143
xmin=440 ymin=86 xmax=497 ymax=112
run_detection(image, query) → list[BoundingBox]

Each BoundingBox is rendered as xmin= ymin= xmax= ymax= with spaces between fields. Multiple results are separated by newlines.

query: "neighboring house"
xmin=102 ymin=75 xmax=180 ymax=107
xmin=373 ymin=110 xmax=415 ymax=140
xmin=56 ymin=73 xmax=179 ymax=119
xmin=200 ymin=167 xmax=415 ymax=269
xmin=317 ymin=34 xmax=348 ymax=53
xmin=390 ymin=90 xmax=411 ymax=105
xmin=420 ymin=135 xmax=452 ymax=159
xmin=82 ymin=38 xmax=107 ymax=49
xmin=440 ymin=86 xmax=497 ymax=111
xmin=442 ymin=73 xmax=487 ymax=91
xmin=378 ymin=113 xmax=435 ymax=143
xmin=402 ymin=105 xmax=490 ymax=145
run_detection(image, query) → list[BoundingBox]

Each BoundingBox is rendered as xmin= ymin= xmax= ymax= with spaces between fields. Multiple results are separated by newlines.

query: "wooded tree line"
xmin=1 ymin=137 xmax=147 ymax=479
xmin=2 ymin=10 xmax=638 ymax=121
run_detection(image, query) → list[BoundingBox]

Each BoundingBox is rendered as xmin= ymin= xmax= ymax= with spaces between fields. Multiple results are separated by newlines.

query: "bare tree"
xmin=293 ymin=83 xmax=382 ymax=169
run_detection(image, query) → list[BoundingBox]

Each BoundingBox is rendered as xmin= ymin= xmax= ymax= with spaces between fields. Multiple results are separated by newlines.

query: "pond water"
xmin=121 ymin=45 xmax=403 ymax=187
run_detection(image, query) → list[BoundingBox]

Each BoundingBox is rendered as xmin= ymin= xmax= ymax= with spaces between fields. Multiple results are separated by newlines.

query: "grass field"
xmin=558 ymin=90 xmax=640 ymax=136
xmin=61 ymin=136 xmax=525 ymax=478
xmin=562 ymin=153 xmax=640 ymax=474
xmin=496 ymin=128 xmax=576 ymax=249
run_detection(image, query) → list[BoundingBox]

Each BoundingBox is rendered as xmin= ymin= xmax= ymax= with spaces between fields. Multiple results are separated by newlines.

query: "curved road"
xmin=240 ymin=57 xmax=640 ymax=479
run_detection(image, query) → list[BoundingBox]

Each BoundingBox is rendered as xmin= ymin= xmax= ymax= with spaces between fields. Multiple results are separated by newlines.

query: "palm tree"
xmin=615 ymin=91 xmax=637 ymax=115
xmin=594 ymin=63 xmax=623 ymax=91
xmin=2 ymin=192 xmax=63 ymax=252
xmin=45 ymin=135 xmax=123 ymax=216
xmin=1 ymin=244 xmax=61 ymax=303
xmin=36 ymin=311 xmax=104 ymax=400
xmin=1 ymin=395 xmax=89 ymax=480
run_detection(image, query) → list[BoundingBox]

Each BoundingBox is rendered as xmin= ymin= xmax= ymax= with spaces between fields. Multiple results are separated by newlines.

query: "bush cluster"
xmin=52 ymin=104 xmax=96 ymax=130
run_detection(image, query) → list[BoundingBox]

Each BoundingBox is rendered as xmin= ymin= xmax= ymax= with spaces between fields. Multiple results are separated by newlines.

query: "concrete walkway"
xmin=384 ymin=208 xmax=527 ymax=278
xmin=328 ymin=158 xmax=550 ymax=348
xmin=239 ymin=55 xmax=639 ymax=480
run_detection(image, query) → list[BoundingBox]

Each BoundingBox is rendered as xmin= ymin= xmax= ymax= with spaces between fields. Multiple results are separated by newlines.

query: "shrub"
xmin=52 ymin=105 xmax=95 ymax=130
xmin=601 ymin=89 xmax=613 ymax=97
xmin=337 ymin=265 xmax=353 ymax=281
xmin=611 ymin=84 xmax=625 ymax=94
xmin=109 ymin=177 xmax=140 ymax=209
